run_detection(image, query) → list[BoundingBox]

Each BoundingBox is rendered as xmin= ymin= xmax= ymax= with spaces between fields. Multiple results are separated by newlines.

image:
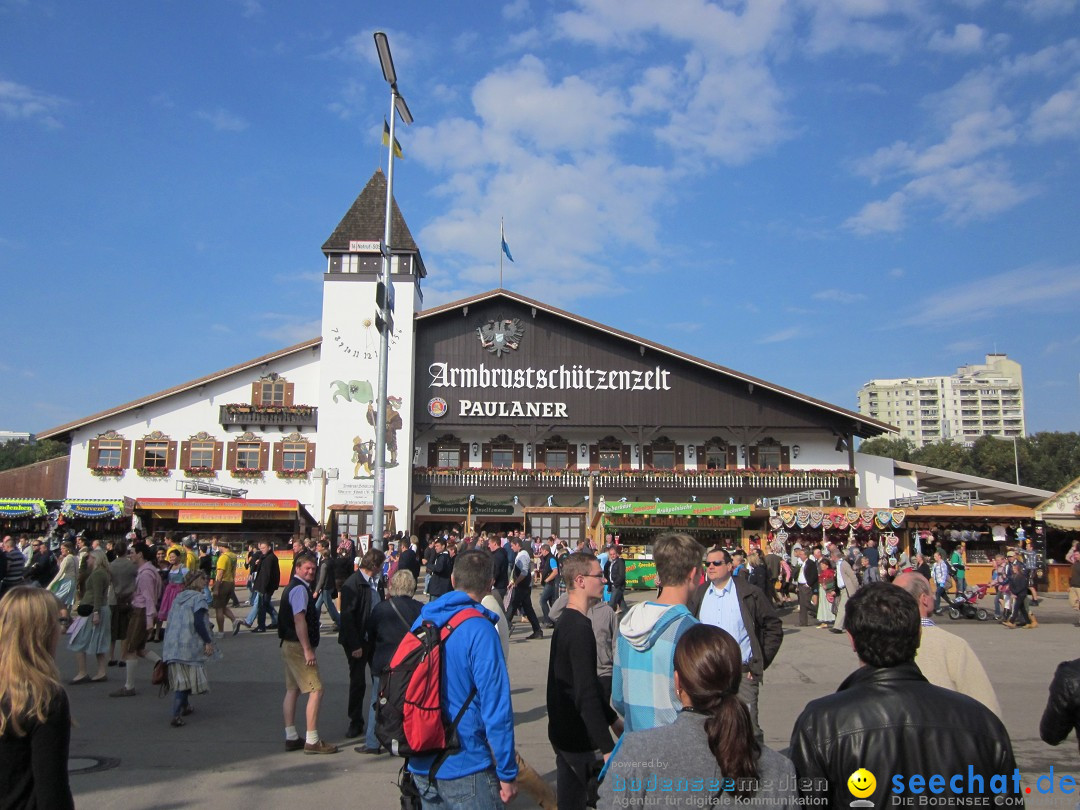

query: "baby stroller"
xmin=946 ymin=583 xmax=991 ymax=621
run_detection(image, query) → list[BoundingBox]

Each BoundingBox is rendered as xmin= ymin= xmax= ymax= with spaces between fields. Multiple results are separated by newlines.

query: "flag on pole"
xmin=382 ymin=120 xmax=403 ymax=159
xmin=500 ymin=222 xmax=514 ymax=262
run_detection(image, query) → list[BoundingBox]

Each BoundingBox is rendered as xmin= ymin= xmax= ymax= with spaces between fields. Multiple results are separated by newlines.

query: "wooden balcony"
xmin=219 ymin=405 xmax=318 ymax=429
xmin=414 ymin=467 xmax=856 ymax=499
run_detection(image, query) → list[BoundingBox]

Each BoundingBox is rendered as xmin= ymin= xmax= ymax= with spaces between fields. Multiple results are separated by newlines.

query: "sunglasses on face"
xmin=706 ymin=560 xmax=730 ymax=567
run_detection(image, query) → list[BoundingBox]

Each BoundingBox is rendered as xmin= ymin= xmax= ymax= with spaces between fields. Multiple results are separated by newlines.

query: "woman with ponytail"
xmin=598 ymin=624 xmax=796 ymax=808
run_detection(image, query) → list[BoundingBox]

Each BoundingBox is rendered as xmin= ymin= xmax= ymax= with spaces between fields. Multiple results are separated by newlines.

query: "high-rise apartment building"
xmin=857 ymin=354 xmax=1024 ymax=447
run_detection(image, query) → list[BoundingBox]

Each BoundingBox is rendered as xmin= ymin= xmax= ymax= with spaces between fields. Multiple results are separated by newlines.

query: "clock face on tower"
xmin=328 ymin=320 xmax=402 ymax=360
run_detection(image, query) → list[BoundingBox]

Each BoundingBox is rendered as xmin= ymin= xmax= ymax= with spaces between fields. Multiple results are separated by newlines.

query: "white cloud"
xmin=757 ymin=326 xmax=803 ymax=344
xmin=812 ymin=289 xmax=867 ymax=303
xmin=196 ymin=107 xmax=249 ymax=132
xmin=257 ymin=314 xmax=321 ymax=344
xmin=799 ymin=0 xmax=927 ymax=57
xmin=845 ymin=192 xmax=907 ymax=234
xmin=1029 ymin=74 xmax=1080 ymax=141
xmin=888 ymin=267 xmax=905 ymax=279
xmin=1013 ymin=0 xmax=1078 ymax=20
xmin=0 ymin=77 xmax=64 ymax=128
xmin=910 ymin=264 xmax=1080 ymax=323
xmin=1043 ymin=333 xmax=1080 ymax=354
xmin=502 ymin=0 xmax=530 ymax=21
xmin=928 ymin=23 xmax=987 ymax=54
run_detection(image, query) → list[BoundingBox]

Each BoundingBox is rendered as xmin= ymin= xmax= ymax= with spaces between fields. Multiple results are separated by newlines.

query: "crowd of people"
xmin=2 ymin=525 xmax=1080 ymax=809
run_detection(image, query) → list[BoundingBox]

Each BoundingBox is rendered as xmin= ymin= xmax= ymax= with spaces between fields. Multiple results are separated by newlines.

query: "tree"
xmin=910 ymin=439 xmax=976 ymax=475
xmin=856 ymin=436 xmax=916 ymax=462
xmin=0 ymin=439 xmax=69 ymax=472
xmin=1023 ymin=432 xmax=1080 ymax=492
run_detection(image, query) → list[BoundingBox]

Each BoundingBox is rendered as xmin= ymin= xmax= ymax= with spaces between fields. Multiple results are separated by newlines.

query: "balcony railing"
xmin=414 ymin=468 xmax=856 ymax=492
xmin=219 ymin=404 xmax=318 ymax=428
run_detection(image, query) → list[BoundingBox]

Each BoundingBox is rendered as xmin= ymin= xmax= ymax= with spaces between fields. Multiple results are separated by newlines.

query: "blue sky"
xmin=3 ymin=0 xmax=1079 ymax=437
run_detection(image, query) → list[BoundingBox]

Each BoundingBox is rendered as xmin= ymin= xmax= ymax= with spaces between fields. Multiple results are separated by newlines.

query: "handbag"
xmin=151 ymin=660 xmax=168 ymax=686
xmin=76 ymin=603 xmax=94 ymax=617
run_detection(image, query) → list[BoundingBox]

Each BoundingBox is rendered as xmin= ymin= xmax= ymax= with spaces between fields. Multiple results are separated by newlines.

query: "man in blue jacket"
xmin=408 ymin=550 xmax=518 ymax=808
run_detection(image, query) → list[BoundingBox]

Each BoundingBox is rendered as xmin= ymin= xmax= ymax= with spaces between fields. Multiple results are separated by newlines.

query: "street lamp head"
xmin=394 ymin=94 xmax=413 ymax=125
xmin=373 ymin=31 xmax=397 ymax=86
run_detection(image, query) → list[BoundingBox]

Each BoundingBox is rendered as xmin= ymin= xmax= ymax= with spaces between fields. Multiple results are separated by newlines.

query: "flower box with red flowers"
xmin=276 ymin=469 xmax=309 ymax=480
xmin=91 ymin=466 xmax=125 ymax=478
xmin=230 ymin=468 xmax=264 ymax=480
xmin=184 ymin=467 xmax=217 ymax=479
xmin=136 ymin=466 xmax=171 ymax=478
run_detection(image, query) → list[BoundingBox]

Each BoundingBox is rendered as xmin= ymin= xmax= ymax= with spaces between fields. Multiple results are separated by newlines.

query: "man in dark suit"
xmin=688 ymin=547 xmax=783 ymax=742
xmin=251 ymin=539 xmax=280 ymax=632
xmin=397 ymin=536 xmax=421 ymax=582
xmin=488 ymin=535 xmax=510 ymax=604
xmin=338 ymin=548 xmax=385 ymax=740
xmin=794 ymin=546 xmax=818 ymax=627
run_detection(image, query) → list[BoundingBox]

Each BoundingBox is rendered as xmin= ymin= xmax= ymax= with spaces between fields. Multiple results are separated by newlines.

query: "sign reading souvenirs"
xmin=477 ymin=318 xmax=525 ymax=356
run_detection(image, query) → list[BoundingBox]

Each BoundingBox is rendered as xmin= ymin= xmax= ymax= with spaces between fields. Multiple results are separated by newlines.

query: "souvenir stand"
xmin=596 ymin=500 xmax=752 ymax=589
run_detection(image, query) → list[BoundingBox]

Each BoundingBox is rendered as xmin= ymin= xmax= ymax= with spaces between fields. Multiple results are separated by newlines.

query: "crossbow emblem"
xmin=477 ymin=318 xmax=525 ymax=356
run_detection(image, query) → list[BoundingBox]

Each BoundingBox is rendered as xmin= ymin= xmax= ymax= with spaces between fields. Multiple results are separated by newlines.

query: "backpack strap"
xmin=428 ymin=608 xmax=488 ymax=782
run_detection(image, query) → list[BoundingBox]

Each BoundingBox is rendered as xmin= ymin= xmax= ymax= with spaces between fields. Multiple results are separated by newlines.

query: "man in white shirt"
xmin=829 ymin=548 xmax=860 ymax=634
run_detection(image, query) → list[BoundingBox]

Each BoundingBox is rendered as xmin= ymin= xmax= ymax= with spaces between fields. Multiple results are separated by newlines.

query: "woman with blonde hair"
xmin=162 ymin=569 xmax=215 ymax=727
xmin=68 ymin=548 xmax=112 ymax=683
xmin=47 ymin=541 xmax=78 ymax=625
xmin=0 ymin=586 xmax=75 ymax=810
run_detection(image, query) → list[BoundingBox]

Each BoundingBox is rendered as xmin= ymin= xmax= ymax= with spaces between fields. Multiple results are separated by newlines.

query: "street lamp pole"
xmin=371 ymin=31 xmax=412 ymax=551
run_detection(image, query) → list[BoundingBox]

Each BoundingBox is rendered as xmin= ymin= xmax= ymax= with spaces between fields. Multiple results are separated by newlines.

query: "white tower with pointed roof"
xmin=316 ymin=169 xmax=424 ymax=538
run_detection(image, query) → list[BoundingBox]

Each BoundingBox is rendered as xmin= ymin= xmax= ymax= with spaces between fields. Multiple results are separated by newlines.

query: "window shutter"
xmin=621 ymin=445 xmax=631 ymax=469
xmin=696 ymin=445 xmax=706 ymax=470
xmin=459 ymin=443 xmax=470 ymax=468
xmin=272 ymin=442 xmax=283 ymax=472
xmin=284 ymin=383 xmax=295 ymax=407
xmin=675 ymin=445 xmax=685 ymax=469
xmin=134 ymin=440 xmax=146 ymax=469
xmin=179 ymin=441 xmax=191 ymax=469
xmin=481 ymin=443 xmax=492 ymax=466
xmin=726 ymin=445 xmax=738 ymax=470
xmin=427 ymin=443 xmax=438 ymax=467
xmin=251 ymin=382 xmax=262 ymax=406
xmin=643 ymin=445 xmax=653 ymax=468
xmin=213 ymin=441 xmax=224 ymax=470
xmin=305 ymin=442 xmax=316 ymax=471
xmin=120 ymin=440 xmax=132 ymax=469
xmin=780 ymin=445 xmax=791 ymax=471
xmin=226 ymin=442 xmax=237 ymax=470
xmin=589 ymin=445 xmax=599 ymax=469
xmin=259 ymin=442 xmax=270 ymax=472
xmin=748 ymin=446 xmax=759 ymax=468
xmin=535 ymin=444 xmax=547 ymax=469
xmin=87 ymin=439 xmax=100 ymax=468
xmin=166 ymin=441 xmax=178 ymax=470
xmin=514 ymin=443 xmax=524 ymax=469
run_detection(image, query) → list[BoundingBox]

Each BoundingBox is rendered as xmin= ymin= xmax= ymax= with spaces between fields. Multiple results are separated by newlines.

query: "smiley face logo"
xmin=847 ymin=768 xmax=876 ymax=799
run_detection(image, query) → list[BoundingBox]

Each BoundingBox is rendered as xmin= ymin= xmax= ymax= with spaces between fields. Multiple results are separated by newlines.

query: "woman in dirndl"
xmin=162 ymin=569 xmax=215 ymax=727
xmin=816 ymin=558 xmax=836 ymax=628
xmin=47 ymin=542 xmax=78 ymax=624
xmin=67 ymin=549 xmax=112 ymax=683
xmin=157 ymin=549 xmax=188 ymax=623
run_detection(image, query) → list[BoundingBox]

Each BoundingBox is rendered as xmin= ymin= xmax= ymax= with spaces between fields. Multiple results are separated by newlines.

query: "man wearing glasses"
xmin=687 ymin=546 xmax=783 ymax=743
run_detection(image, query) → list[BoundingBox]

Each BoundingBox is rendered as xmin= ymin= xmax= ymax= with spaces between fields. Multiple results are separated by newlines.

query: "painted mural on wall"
xmin=329 ymin=379 xmax=403 ymax=479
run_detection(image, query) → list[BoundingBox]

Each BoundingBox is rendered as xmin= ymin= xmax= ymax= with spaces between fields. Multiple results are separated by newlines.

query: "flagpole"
xmin=499 ymin=217 xmax=504 ymax=289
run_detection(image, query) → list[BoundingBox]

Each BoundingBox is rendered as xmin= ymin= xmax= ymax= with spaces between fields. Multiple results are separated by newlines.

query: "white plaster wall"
xmin=65 ymin=349 xmax=322 ymax=509
xmin=854 ymin=451 xmax=917 ymax=507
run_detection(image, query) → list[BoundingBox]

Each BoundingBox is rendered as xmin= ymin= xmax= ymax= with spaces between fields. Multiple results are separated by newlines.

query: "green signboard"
xmin=601 ymin=501 xmax=751 ymax=518
xmin=429 ymin=502 xmax=515 ymax=516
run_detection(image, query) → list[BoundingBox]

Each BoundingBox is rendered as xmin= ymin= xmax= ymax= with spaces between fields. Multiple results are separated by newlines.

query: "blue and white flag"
xmin=500 ymin=221 xmax=514 ymax=262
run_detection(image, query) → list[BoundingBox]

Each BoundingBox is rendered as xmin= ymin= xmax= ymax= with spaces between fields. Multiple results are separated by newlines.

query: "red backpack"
xmin=375 ymin=607 xmax=487 ymax=763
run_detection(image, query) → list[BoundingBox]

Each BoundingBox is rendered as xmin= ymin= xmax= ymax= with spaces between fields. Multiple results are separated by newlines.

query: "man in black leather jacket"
xmin=790 ymin=583 xmax=1022 ymax=807
xmin=1040 ymin=658 xmax=1080 ymax=752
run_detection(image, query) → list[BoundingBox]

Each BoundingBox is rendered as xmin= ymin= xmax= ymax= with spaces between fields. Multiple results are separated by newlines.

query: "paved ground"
xmin=61 ymin=589 xmax=1080 ymax=809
